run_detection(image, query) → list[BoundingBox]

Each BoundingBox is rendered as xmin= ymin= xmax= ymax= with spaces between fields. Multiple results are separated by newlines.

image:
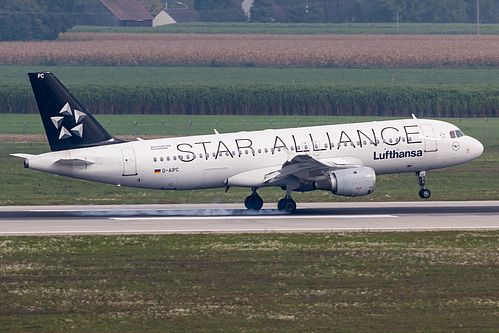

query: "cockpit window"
xmin=450 ymin=130 xmax=465 ymax=138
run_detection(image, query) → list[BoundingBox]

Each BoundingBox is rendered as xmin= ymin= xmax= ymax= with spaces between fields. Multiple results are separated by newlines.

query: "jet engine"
xmin=315 ymin=167 xmax=376 ymax=197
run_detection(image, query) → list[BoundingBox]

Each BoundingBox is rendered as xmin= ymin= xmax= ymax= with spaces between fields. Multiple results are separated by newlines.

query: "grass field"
xmin=1 ymin=232 xmax=498 ymax=332
xmin=68 ymin=22 xmax=499 ymax=35
xmin=1 ymin=114 xmax=497 ymax=138
xmin=2 ymin=65 xmax=499 ymax=85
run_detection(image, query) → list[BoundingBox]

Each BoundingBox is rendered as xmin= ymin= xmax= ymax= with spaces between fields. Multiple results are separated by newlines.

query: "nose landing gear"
xmin=416 ymin=171 xmax=431 ymax=199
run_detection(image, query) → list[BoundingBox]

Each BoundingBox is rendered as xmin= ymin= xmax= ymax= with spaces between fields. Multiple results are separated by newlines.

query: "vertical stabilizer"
xmin=28 ymin=72 xmax=123 ymax=151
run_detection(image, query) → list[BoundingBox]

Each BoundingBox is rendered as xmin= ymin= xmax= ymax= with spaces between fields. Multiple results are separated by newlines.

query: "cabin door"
xmin=121 ymin=148 xmax=138 ymax=176
xmin=421 ymin=125 xmax=438 ymax=152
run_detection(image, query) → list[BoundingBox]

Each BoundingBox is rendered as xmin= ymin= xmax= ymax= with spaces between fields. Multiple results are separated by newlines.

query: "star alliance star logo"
xmin=50 ymin=102 xmax=86 ymax=140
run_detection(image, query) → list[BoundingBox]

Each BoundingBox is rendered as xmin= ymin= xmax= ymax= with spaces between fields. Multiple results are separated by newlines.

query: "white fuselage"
xmin=25 ymin=119 xmax=483 ymax=192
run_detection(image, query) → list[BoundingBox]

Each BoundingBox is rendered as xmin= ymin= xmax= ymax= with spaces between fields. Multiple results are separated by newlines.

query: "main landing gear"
xmin=244 ymin=188 xmax=297 ymax=213
xmin=244 ymin=187 xmax=264 ymax=211
xmin=277 ymin=195 xmax=297 ymax=213
xmin=416 ymin=171 xmax=431 ymax=199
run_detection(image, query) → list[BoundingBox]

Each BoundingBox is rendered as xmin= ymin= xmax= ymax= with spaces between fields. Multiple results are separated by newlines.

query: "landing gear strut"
xmin=277 ymin=178 xmax=298 ymax=213
xmin=244 ymin=187 xmax=264 ymax=211
xmin=416 ymin=171 xmax=431 ymax=199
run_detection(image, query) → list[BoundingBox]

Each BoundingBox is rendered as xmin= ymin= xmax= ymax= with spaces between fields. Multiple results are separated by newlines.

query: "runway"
xmin=0 ymin=201 xmax=498 ymax=236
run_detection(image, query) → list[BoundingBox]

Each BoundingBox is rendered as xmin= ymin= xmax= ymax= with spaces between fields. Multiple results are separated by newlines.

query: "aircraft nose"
xmin=469 ymin=137 xmax=484 ymax=159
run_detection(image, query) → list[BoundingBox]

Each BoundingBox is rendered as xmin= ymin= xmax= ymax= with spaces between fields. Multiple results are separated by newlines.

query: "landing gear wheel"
xmin=416 ymin=171 xmax=431 ymax=200
xmin=278 ymin=198 xmax=296 ymax=213
xmin=419 ymin=188 xmax=431 ymax=199
xmin=244 ymin=194 xmax=263 ymax=211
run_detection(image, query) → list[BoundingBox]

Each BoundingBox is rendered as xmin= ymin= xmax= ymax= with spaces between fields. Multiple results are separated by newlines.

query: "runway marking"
xmin=29 ymin=209 xmax=85 ymax=212
xmin=110 ymin=215 xmax=398 ymax=221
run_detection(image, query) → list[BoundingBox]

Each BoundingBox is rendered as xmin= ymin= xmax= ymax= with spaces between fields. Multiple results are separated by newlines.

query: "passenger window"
xmin=153 ymin=157 xmax=157 ymax=162
xmin=160 ymin=157 xmax=164 ymax=162
xmin=167 ymin=156 xmax=170 ymax=161
xmin=173 ymin=156 xmax=177 ymax=161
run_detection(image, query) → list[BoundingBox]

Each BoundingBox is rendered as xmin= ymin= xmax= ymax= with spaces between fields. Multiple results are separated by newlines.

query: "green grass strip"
xmin=0 ymin=232 xmax=498 ymax=332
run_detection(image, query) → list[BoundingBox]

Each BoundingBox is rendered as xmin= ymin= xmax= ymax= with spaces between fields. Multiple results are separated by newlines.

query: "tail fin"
xmin=28 ymin=72 xmax=123 ymax=151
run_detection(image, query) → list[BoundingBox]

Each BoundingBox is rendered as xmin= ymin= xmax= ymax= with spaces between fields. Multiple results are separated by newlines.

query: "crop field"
xmin=2 ymin=34 xmax=499 ymax=67
xmin=1 ymin=232 xmax=498 ymax=332
xmin=2 ymin=81 xmax=498 ymax=117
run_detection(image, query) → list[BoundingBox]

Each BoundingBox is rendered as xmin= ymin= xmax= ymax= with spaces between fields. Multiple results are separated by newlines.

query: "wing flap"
xmin=264 ymin=154 xmax=364 ymax=184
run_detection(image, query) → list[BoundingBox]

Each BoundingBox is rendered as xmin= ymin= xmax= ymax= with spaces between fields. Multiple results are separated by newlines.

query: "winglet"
xmin=412 ymin=113 xmax=418 ymax=120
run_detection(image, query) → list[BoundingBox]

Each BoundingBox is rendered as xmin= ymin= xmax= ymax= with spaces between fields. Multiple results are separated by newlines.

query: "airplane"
xmin=12 ymin=72 xmax=484 ymax=213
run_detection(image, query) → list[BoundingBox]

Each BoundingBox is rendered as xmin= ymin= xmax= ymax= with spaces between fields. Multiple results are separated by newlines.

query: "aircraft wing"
xmin=263 ymin=154 xmax=364 ymax=185
xmin=227 ymin=153 xmax=364 ymax=187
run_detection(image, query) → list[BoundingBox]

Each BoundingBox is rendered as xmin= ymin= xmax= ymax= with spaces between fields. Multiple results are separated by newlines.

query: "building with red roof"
xmin=78 ymin=0 xmax=153 ymax=27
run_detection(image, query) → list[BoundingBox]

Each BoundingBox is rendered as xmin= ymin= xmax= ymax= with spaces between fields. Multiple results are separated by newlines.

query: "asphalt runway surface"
xmin=1 ymin=201 xmax=498 ymax=236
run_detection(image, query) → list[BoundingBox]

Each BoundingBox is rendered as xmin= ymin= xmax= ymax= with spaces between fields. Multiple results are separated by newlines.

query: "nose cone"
xmin=469 ymin=137 xmax=484 ymax=160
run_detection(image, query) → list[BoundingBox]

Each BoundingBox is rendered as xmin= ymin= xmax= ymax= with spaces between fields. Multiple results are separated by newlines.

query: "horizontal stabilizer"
xmin=54 ymin=158 xmax=95 ymax=167
xmin=10 ymin=153 xmax=35 ymax=159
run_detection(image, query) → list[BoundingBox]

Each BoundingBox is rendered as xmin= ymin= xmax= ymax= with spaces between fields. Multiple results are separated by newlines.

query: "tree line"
xmin=2 ymin=0 xmax=499 ymax=41
xmin=250 ymin=0 xmax=499 ymax=24
xmin=0 ymin=0 xmax=83 ymax=41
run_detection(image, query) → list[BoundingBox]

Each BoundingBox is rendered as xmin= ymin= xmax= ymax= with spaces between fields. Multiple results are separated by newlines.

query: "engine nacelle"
xmin=315 ymin=167 xmax=376 ymax=197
